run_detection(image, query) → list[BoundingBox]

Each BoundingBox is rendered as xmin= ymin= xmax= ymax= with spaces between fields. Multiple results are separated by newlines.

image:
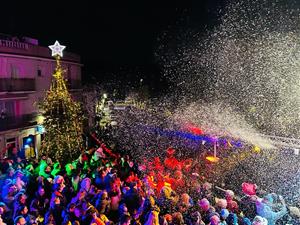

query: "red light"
xmin=187 ymin=125 xmax=204 ymax=135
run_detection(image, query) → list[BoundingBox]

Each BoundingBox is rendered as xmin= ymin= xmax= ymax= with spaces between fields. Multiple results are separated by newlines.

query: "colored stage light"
xmin=206 ymin=155 xmax=220 ymax=163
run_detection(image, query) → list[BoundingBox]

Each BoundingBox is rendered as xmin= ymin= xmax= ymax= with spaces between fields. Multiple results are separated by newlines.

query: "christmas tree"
xmin=39 ymin=41 xmax=83 ymax=163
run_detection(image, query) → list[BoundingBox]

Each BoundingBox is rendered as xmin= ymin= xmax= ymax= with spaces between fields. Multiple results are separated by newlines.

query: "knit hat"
xmin=252 ymin=216 xmax=268 ymax=225
xmin=220 ymin=209 xmax=229 ymax=219
xmin=199 ymin=198 xmax=210 ymax=206
xmin=199 ymin=198 xmax=210 ymax=211
xmin=210 ymin=214 xmax=220 ymax=225
xmin=215 ymin=197 xmax=227 ymax=209
xmin=225 ymin=190 xmax=235 ymax=200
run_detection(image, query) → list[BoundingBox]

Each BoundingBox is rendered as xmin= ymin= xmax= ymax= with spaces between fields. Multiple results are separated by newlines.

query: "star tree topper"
xmin=49 ymin=41 xmax=66 ymax=57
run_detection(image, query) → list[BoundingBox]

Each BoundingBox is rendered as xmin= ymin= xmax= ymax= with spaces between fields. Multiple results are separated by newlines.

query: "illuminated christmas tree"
xmin=39 ymin=41 xmax=83 ymax=163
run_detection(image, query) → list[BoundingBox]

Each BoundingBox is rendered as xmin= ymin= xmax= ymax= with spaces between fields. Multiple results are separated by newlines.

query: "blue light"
xmin=36 ymin=125 xmax=45 ymax=133
xmin=141 ymin=125 xmax=244 ymax=148
xmin=26 ymin=138 xmax=32 ymax=143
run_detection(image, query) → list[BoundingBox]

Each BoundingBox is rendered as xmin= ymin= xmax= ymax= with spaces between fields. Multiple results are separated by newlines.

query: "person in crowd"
xmin=158 ymin=184 xmax=179 ymax=215
xmin=13 ymin=193 xmax=27 ymax=219
xmin=0 ymin=202 xmax=11 ymax=224
xmin=49 ymin=196 xmax=64 ymax=225
xmin=0 ymin=142 xmax=296 ymax=225
xmin=123 ymin=182 xmax=142 ymax=216
xmin=109 ymin=177 xmax=122 ymax=222
xmin=95 ymin=190 xmax=111 ymax=215
xmin=215 ymin=198 xmax=227 ymax=214
xmin=178 ymin=193 xmax=193 ymax=214
xmin=119 ymin=214 xmax=131 ymax=225
xmin=14 ymin=205 xmax=31 ymax=224
xmin=30 ymin=186 xmax=49 ymax=218
xmin=209 ymin=214 xmax=221 ymax=225
xmin=225 ymin=190 xmax=238 ymax=213
xmin=252 ymin=216 xmax=268 ymax=225
xmin=255 ymin=193 xmax=287 ymax=225
xmin=44 ymin=210 xmax=56 ymax=225
xmin=226 ymin=213 xmax=239 ymax=225
xmin=13 ymin=215 xmax=26 ymax=225
xmin=171 ymin=212 xmax=185 ymax=225
xmin=73 ymin=204 xmax=83 ymax=224
xmin=220 ymin=209 xmax=229 ymax=225
xmin=198 ymin=198 xmax=215 ymax=224
xmin=95 ymin=169 xmax=107 ymax=190
xmin=0 ymin=216 xmax=7 ymax=225
xmin=62 ymin=202 xmax=77 ymax=224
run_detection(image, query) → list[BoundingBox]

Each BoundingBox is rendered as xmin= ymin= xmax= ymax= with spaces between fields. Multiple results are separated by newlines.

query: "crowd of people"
xmin=0 ymin=141 xmax=299 ymax=225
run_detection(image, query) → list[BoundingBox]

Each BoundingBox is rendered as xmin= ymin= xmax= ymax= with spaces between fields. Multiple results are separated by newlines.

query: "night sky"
xmin=1 ymin=1 xmax=226 ymax=94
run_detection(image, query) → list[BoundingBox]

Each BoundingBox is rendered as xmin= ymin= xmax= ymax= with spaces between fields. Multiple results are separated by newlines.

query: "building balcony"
xmin=0 ymin=39 xmax=81 ymax=64
xmin=0 ymin=113 xmax=37 ymax=132
xmin=0 ymin=39 xmax=29 ymax=50
xmin=0 ymin=78 xmax=35 ymax=92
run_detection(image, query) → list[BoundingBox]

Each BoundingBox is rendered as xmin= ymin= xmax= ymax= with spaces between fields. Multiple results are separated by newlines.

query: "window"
xmin=0 ymin=101 xmax=15 ymax=118
xmin=10 ymin=64 xmax=19 ymax=78
xmin=37 ymin=69 xmax=42 ymax=77
xmin=6 ymin=137 xmax=17 ymax=157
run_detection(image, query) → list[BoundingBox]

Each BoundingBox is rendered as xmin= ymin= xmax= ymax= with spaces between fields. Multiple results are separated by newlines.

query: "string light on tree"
xmin=39 ymin=41 xmax=83 ymax=163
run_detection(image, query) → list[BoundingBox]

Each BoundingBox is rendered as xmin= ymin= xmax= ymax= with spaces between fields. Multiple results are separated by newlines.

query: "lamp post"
xmin=206 ymin=138 xmax=220 ymax=163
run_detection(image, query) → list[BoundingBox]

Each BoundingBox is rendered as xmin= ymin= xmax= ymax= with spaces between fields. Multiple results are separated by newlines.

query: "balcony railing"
xmin=0 ymin=39 xmax=29 ymax=50
xmin=0 ymin=78 xmax=35 ymax=92
xmin=0 ymin=113 xmax=37 ymax=132
xmin=0 ymin=38 xmax=81 ymax=63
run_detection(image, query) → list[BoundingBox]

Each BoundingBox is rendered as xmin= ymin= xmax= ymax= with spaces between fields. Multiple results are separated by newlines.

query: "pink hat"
xmin=216 ymin=198 xmax=227 ymax=209
xmin=210 ymin=215 xmax=220 ymax=225
xmin=199 ymin=198 xmax=210 ymax=211
xmin=242 ymin=182 xmax=257 ymax=196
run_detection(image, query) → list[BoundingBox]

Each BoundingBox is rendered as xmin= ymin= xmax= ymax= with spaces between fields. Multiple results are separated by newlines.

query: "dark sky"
xmin=1 ymin=1 xmax=226 ymax=93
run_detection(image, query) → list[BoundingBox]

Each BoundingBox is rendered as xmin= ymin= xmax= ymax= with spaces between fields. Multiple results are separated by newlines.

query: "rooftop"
xmin=0 ymin=34 xmax=80 ymax=63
